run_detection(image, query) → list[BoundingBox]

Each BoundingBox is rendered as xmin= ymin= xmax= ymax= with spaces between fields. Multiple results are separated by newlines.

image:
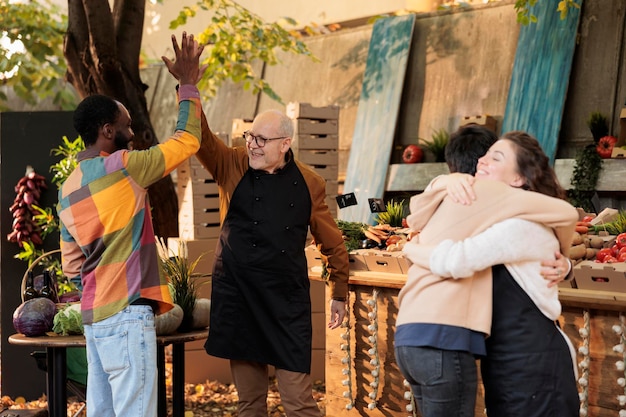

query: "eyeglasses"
xmin=243 ymin=130 xmax=287 ymax=148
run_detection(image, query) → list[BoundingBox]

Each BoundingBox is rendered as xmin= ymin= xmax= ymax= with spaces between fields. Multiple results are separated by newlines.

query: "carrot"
xmin=575 ymin=225 xmax=589 ymax=234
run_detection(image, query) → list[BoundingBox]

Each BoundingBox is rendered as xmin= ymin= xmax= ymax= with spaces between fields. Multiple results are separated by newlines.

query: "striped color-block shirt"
xmin=58 ymin=85 xmax=202 ymax=324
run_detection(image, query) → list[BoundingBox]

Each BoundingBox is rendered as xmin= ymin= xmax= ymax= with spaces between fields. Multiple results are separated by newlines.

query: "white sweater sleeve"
xmin=430 ymin=218 xmax=557 ymax=278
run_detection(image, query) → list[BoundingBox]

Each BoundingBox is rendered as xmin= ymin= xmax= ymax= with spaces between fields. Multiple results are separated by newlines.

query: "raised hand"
xmin=161 ymin=32 xmax=206 ymax=85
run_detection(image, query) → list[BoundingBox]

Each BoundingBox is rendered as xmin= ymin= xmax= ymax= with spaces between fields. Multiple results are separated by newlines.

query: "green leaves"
xmin=419 ymin=128 xmax=449 ymax=163
xmin=169 ymin=0 xmax=318 ymax=103
xmin=514 ymin=0 xmax=580 ymax=25
xmin=155 ymin=238 xmax=210 ymax=325
xmin=375 ymin=200 xmax=407 ymax=228
xmin=568 ymin=144 xmax=603 ymax=212
xmin=0 ymin=0 xmax=76 ymax=110
xmin=50 ymin=136 xmax=85 ymax=189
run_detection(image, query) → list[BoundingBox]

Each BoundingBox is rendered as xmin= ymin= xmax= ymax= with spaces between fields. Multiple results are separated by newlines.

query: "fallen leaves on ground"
xmin=1 ymin=377 xmax=326 ymax=417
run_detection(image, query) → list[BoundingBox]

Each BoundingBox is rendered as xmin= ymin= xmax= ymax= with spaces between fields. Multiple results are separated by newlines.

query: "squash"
xmin=191 ymin=298 xmax=211 ymax=329
xmin=155 ymin=304 xmax=184 ymax=335
xmin=13 ymin=297 xmax=57 ymax=336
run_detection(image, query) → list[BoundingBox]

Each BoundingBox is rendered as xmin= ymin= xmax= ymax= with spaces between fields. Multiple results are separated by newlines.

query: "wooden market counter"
xmin=319 ymin=271 xmax=626 ymax=417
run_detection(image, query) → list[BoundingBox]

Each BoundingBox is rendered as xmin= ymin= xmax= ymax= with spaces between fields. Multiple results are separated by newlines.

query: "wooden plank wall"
xmin=145 ymin=0 xmax=625 ymax=175
xmin=500 ymin=0 xmax=583 ymax=162
xmin=341 ymin=15 xmax=416 ymax=224
xmin=558 ymin=0 xmax=626 ymax=158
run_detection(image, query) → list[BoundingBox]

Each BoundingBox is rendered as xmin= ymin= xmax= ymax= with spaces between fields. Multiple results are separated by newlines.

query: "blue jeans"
xmin=395 ymin=346 xmax=477 ymax=417
xmin=84 ymin=305 xmax=157 ymax=417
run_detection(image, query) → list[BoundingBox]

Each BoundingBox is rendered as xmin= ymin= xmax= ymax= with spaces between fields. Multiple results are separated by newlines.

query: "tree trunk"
xmin=63 ymin=0 xmax=178 ymax=238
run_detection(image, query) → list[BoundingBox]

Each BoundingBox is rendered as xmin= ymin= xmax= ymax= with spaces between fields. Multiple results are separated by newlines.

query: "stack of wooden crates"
xmin=168 ymin=144 xmax=232 ymax=384
xmin=286 ymin=102 xmax=340 ymax=218
xmin=286 ymin=102 xmax=340 ymax=382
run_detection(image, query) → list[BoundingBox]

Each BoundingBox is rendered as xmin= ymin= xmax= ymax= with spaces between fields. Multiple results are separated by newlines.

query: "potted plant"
xmin=155 ymin=238 xmax=211 ymax=333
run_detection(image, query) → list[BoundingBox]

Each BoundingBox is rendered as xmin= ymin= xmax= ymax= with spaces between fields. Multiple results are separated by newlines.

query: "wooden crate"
xmin=286 ymin=102 xmax=339 ymax=120
xmin=178 ymin=180 xmax=219 ymax=197
xmin=231 ymin=118 xmax=253 ymax=148
xmin=299 ymin=150 xmax=338 ymax=166
xmin=182 ymin=194 xmax=221 ymax=211
xmin=325 ymin=180 xmax=339 ymax=196
xmin=179 ymin=224 xmax=221 ymax=240
xmin=312 ymin=164 xmax=339 ymax=181
xmin=293 ymin=118 xmax=339 ymax=135
xmin=179 ymin=208 xmax=221 ymax=226
xmin=167 ymin=237 xmax=218 ymax=277
xmin=295 ymin=134 xmax=339 ymax=150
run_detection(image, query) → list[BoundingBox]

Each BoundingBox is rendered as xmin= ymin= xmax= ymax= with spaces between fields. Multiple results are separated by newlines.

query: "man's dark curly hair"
xmin=73 ymin=95 xmax=120 ymax=146
xmin=445 ymin=124 xmax=498 ymax=175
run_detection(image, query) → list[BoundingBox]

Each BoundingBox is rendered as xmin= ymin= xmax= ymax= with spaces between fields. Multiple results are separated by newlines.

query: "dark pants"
xmin=482 ymin=264 xmax=579 ymax=417
xmin=395 ymin=345 xmax=478 ymax=417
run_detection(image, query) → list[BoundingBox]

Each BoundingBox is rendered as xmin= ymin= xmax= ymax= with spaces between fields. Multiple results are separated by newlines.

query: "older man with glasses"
xmin=195 ymin=109 xmax=349 ymax=417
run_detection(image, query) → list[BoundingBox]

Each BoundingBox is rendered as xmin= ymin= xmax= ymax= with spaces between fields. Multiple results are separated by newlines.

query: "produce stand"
xmin=316 ymin=270 xmax=626 ymax=417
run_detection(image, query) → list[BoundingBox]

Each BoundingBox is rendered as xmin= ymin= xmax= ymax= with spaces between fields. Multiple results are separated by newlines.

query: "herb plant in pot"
xmin=156 ymin=238 xmax=211 ymax=333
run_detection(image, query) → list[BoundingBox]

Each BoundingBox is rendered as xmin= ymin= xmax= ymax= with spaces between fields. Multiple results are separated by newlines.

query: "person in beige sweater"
xmin=395 ymin=131 xmax=578 ymax=417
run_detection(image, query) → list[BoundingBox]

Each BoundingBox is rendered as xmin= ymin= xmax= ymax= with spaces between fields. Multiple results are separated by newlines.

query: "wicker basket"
xmin=20 ymin=249 xmax=61 ymax=303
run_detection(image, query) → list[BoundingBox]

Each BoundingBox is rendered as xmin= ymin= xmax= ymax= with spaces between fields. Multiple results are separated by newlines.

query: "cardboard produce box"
xmin=460 ymin=114 xmax=497 ymax=132
xmin=574 ymin=260 xmax=626 ymax=292
xmin=305 ymin=245 xmax=369 ymax=273
xmin=365 ymin=250 xmax=406 ymax=274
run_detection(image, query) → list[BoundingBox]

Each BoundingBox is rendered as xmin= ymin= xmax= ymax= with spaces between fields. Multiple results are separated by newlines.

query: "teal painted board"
xmin=501 ymin=0 xmax=582 ymax=163
xmin=340 ymin=14 xmax=416 ymax=224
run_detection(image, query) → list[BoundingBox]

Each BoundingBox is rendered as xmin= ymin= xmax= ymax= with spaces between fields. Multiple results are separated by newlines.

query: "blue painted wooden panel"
xmin=501 ymin=0 xmax=583 ymax=163
xmin=340 ymin=14 xmax=416 ymax=224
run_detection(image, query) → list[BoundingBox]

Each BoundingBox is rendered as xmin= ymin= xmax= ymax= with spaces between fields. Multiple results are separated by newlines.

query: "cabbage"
xmin=53 ymin=303 xmax=83 ymax=336
xmin=13 ymin=298 xmax=57 ymax=336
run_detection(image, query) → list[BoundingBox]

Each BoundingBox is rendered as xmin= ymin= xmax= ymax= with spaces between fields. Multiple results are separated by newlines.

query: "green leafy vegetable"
xmin=53 ymin=303 xmax=83 ymax=336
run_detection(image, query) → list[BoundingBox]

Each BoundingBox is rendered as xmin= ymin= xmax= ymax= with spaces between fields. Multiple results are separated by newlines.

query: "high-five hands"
xmin=161 ymin=32 xmax=207 ymax=85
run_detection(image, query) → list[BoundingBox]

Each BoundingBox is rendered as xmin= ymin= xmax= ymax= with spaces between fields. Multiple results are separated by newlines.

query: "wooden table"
xmin=8 ymin=329 xmax=209 ymax=417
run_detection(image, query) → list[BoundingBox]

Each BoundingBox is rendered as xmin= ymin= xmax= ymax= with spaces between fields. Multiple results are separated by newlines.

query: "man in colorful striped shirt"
xmin=57 ymin=32 xmax=204 ymax=417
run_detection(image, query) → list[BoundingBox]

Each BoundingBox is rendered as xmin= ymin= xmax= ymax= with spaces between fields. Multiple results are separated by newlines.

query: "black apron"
xmin=481 ymin=264 xmax=578 ymax=417
xmin=204 ymin=161 xmax=313 ymax=373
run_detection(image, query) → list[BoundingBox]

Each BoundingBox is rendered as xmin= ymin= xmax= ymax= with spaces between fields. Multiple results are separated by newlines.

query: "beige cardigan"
xmin=397 ymin=179 xmax=578 ymax=335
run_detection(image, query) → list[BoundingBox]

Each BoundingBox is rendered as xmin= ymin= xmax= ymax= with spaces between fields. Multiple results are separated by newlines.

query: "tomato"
xmin=402 ymin=144 xmax=423 ymax=164
xmin=605 ymin=256 xmax=619 ymax=263
xmin=611 ymin=244 xmax=621 ymax=257
xmin=618 ymin=252 xmax=626 ymax=262
xmin=596 ymin=135 xmax=618 ymax=159
xmin=596 ymin=248 xmax=613 ymax=262
xmin=616 ymin=233 xmax=626 ymax=249
xmin=619 ymin=246 xmax=626 ymax=257
xmin=581 ymin=215 xmax=595 ymax=223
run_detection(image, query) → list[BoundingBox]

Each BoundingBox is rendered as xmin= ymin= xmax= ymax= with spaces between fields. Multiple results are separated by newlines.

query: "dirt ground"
xmin=1 ymin=377 xmax=326 ymax=417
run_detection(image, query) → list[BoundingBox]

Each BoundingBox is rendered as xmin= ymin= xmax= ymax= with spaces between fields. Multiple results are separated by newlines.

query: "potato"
xmin=589 ymin=236 xmax=605 ymax=249
xmin=585 ymin=248 xmax=598 ymax=260
xmin=568 ymin=243 xmax=587 ymax=260
xmin=571 ymin=232 xmax=584 ymax=246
